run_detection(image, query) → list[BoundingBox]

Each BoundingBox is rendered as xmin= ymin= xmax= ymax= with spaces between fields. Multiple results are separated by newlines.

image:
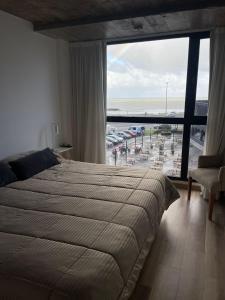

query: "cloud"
xmin=107 ymin=38 xmax=209 ymax=98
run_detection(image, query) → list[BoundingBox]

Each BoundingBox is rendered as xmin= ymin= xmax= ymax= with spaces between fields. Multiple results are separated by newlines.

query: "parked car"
xmin=107 ymin=134 xmax=123 ymax=143
xmin=108 ymin=130 xmax=116 ymax=135
xmin=117 ymin=131 xmax=131 ymax=139
xmin=154 ymin=124 xmax=171 ymax=131
xmin=106 ymin=136 xmax=118 ymax=145
xmin=106 ymin=125 xmax=116 ymax=134
xmin=123 ymin=130 xmax=136 ymax=137
xmin=167 ymin=111 xmax=176 ymax=117
xmin=158 ymin=124 xmax=171 ymax=131
xmin=157 ymin=124 xmax=172 ymax=136
xmin=128 ymin=126 xmax=144 ymax=136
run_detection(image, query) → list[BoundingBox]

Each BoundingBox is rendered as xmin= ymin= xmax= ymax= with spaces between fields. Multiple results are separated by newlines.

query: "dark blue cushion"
xmin=9 ymin=148 xmax=59 ymax=180
xmin=0 ymin=162 xmax=17 ymax=187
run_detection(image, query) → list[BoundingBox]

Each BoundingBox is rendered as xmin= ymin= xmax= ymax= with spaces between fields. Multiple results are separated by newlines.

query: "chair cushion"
xmin=189 ymin=168 xmax=220 ymax=193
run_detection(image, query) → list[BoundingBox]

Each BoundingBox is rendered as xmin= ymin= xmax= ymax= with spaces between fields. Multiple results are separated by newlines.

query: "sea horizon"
xmin=107 ymin=97 xmax=207 ymax=115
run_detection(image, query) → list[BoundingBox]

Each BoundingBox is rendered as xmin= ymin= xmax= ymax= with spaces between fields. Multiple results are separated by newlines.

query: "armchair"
xmin=187 ymin=154 xmax=225 ymax=220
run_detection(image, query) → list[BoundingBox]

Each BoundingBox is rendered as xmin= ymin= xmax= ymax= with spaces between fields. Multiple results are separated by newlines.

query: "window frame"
xmin=107 ymin=31 xmax=210 ymax=180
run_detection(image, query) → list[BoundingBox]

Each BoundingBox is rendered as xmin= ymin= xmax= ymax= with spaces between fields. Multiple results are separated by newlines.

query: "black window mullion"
xmin=191 ymin=115 xmax=207 ymax=125
xmin=107 ymin=116 xmax=184 ymax=124
xmin=106 ymin=33 xmax=208 ymax=181
xmin=181 ymin=37 xmax=200 ymax=179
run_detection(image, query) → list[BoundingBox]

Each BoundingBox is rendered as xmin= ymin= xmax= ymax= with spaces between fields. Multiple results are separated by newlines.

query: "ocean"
xmin=107 ymin=97 xmax=185 ymax=116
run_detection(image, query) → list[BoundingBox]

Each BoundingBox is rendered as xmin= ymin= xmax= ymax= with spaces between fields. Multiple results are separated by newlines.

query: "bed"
xmin=0 ymin=159 xmax=179 ymax=299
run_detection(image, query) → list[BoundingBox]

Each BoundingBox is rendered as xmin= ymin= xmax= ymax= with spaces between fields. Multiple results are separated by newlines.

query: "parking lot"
xmin=106 ymin=123 xmax=202 ymax=177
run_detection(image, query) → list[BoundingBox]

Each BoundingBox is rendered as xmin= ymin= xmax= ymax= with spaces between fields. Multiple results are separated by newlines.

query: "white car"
xmin=167 ymin=111 xmax=176 ymax=117
xmin=106 ymin=136 xmax=118 ymax=145
xmin=117 ymin=132 xmax=131 ymax=139
xmin=108 ymin=134 xmax=123 ymax=143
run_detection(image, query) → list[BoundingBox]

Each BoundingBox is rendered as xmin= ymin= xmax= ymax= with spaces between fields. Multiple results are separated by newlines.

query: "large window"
xmin=106 ymin=33 xmax=209 ymax=180
xmin=107 ymin=38 xmax=189 ymax=118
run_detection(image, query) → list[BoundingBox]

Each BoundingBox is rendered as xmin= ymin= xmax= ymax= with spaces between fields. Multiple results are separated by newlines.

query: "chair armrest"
xmin=198 ymin=155 xmax=223 ymax=168
xmin=219 ymin=166 xmax=225 ymax=190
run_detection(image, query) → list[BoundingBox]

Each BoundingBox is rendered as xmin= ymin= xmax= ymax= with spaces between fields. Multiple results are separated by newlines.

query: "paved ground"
xmin=106 ymin=123 xmax=203 ymax=177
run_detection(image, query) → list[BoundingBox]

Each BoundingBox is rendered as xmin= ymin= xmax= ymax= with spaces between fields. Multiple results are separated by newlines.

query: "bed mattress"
xmin=0 ymin=160 xmax=179 ymax=299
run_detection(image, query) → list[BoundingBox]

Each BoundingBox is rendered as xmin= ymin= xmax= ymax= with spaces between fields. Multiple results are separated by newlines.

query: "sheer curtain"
xmin=205 ymin=28 xmax=225 ymax=158
xmin=70 ymin=41 xmax=106 ymax=163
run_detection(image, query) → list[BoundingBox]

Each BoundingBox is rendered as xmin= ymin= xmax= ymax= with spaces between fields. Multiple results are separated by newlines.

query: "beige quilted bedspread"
xmin=0 ymin=160 xmax=179 ymax=299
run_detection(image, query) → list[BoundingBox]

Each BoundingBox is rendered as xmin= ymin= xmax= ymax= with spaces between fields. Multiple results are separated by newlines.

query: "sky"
xmin=107 ymin=37 xmax=209 ymax=99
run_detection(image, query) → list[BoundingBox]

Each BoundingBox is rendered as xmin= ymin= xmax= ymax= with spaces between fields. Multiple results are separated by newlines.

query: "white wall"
xmin=0 ymin=11 xmax=72 ymax=160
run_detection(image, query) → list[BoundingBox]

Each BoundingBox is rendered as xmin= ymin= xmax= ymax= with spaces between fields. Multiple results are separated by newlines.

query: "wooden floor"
xmin=131 ymin=189 xmax=225 ymax=300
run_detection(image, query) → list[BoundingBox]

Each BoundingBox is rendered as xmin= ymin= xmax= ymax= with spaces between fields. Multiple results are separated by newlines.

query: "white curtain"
xmin=70 ymin=41 xmax=106 ymax=163
xmin=205 ymin=28 xmax=225 ymax=159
